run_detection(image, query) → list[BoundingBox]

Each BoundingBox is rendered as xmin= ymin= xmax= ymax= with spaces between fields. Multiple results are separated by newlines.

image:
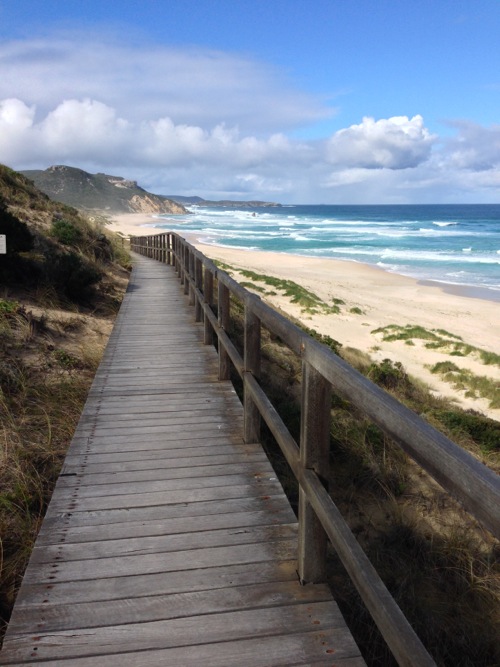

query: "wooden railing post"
xmin=203 ymin=268 xmax=214 ymax=345
xmin=217 ymin=280 xmax=230 ymax=380
xmin=195 ymin=257 xmax=203 ymax=322
xmin=188 ymin=250 xmax=195 ymax=305
xmin=183 ymin=246 xmax=190 ymax=295
xmin=298 ymin=362 xmax=331 ymax=584
xmin=244 ymin=301 xmax=261 ymax=443
xmin=173 ymin=236 xmax=179 ymax=274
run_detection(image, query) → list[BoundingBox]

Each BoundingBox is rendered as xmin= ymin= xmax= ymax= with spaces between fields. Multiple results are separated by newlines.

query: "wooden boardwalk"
xmin=1 ymin=253 xmax=364 ymax=666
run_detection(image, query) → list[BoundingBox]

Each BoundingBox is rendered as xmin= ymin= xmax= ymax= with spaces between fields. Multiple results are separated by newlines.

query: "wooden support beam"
xmin=298 ymin=362 xmax=331 ymax=584
xmin=244 ymin=304 xmax=261 ymax=444
xmin=217 ymin=281 xmax=230 ymax=380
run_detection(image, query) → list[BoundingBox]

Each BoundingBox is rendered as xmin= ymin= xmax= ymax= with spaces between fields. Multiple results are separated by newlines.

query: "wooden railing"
xmin=130 ymin=232 xmax=500 ymax=667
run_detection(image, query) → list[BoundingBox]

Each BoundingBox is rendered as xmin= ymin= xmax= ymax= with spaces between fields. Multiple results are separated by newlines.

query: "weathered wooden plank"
xmin=73 ymin=418 xmax=244 ymax=436
xmin=10 ymin=624 xmax=358 ymax=667
xmin=81 ymin=400 xmax=243 ymax=416
xmin=60 ymin=449 xmax=268 ymax=474
xmin=66 ymin=433 xmax=245 ymax=451
xmin=0 ymin=632 xmax=365 ymax=667
xmin=82 ymin=396 xmax=243 ymax=415
xmin=61 ymin=443 xmax=265 ymax=466
xmin=56 ymin=462 xmax=276 ymax=490
xmin=0 ymin=601 xmax=352 ymax=662
xmin=49 ymin=473 xmax=282 ymax=504
xmin=22 ymin=540 xmax=298 ymax=585
xmin=37 ymin=506 xmax=296 ymax=546
xmin=30 ymin=523 xmax=297 ymax=564
xmin=75 ymin=413 xmax=244 ymax=434
xmin=13 ymin=559 xmax=299 ymax=608
xmin=8 ymin=580 xmax=332 ymax=634
xmin=45 ymin=480 xmax=284 ymax=513
xmin=40 ymin=494 xmax=292 ymax=532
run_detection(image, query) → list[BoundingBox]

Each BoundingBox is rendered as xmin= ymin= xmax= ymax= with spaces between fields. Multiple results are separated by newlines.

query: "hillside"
xmin=0 ymin=164 xmax=130 ymax=641
xmin=21 ymin=165 xmax=188 ymax=215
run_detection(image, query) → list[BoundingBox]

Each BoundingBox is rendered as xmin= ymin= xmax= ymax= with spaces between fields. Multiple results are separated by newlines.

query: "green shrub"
xmin=53 ymin=349 xmax=80 ymax=369
xmin=50 ymin=219 xmax=83 ymax=247
xmin=480 ymin=350 xmax=500 ymax=366
xmin=46 ymin=252 xmax=101 ymax=302
xmin=0 ymin=300 xmax=20 ymax=315
xmin=430 ymin=409 xmax=500 ymax=453
xmin=430 ymin=361 xmax=461 ymax=375
xmin=301 ymin=325 xmax=342 ymax=355
xmin=368 ymin=358 xmax=412 ymax=392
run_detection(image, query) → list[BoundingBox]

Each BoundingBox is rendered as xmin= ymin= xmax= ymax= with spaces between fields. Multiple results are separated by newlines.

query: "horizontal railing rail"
xmin=130 ymin=232 xmax=500 ymax=667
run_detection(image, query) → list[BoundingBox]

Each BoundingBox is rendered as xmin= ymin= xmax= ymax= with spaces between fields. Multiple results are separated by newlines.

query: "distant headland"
xmin=21 ymin=166 xmax=281 ymax=214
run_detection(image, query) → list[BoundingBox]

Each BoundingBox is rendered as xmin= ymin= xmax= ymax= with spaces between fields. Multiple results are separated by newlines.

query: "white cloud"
xmin=444 ymin=121 xmax=500 ymax=170
xmin=0 ymin=34 xmax=331 ymax=133
xmin=0 ymin=98 xmax=35 ymax=128
xmin=41 ymin=99 xmax=130 ymax=158
xmin=0 ymin=99 xmax=37 ymax=162
xmin=326 ymin=115 xmax=435 ymax=169
xmin=2 ymin=94 xmax=500 ymax=203
xmin=1 ymin=32 xmax=500 ymax=203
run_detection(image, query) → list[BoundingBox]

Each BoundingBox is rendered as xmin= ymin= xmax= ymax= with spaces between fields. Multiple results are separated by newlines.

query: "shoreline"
xmin=107 ymin=212 xmax=500 ymax=305
xmin=109 ymin=213 xmax=500 ymax=419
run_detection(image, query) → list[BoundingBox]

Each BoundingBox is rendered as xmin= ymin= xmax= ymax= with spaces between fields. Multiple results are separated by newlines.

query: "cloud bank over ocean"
xmin=1 ymin=33 xmax=500 ymax=203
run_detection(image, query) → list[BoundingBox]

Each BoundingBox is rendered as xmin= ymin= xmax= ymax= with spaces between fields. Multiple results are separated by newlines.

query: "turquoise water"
xmin=153 ymin=204 xmax=500 ymax=295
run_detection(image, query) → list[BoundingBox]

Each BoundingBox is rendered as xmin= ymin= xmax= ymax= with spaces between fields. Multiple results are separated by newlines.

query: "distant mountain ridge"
xmin=165 ymin=195 xmax=281 ymax=208
xmin=21 ymin=166 xmax=281 ymax=213
xmin=21 ymin=166 xmax=188 ymax=215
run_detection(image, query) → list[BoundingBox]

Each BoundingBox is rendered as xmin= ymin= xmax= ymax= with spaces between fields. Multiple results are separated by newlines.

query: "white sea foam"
xmin=157 ymin=204 xmax=500 ymax=292
xmin=380 ymin=249 xmax=500 ymax=264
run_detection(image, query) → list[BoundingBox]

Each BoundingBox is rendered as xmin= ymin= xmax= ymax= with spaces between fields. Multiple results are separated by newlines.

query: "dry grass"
xmin=0 ymin=286 xmax=125 ymax=643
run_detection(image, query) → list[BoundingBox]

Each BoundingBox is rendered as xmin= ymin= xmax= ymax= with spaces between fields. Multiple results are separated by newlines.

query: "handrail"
xmin=130 ymin=232 xmax=500 ymax=667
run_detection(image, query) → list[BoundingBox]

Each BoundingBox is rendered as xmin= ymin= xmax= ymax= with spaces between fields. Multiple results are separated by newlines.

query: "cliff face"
xmin=21 ymin=166 xmax=188 ymax=215
xmin=128 ymin=193 xmax=186 ymax=214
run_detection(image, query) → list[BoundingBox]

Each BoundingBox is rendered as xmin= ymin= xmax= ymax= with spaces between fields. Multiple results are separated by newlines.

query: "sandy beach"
xmin=110 ymin=213 xmax=500 ymax=420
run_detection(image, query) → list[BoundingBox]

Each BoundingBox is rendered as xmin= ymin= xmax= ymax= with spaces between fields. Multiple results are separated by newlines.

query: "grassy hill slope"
xmin=0 ymin=164 xmax=130 ymax=643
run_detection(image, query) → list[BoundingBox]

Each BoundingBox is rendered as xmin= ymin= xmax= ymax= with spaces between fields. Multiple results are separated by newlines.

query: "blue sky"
xmin=1 ymin=0 xmax=499 ymax=203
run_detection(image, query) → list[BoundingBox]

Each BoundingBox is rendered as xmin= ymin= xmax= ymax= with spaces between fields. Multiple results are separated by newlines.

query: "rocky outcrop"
xmin=128 ymin=194 xmax=186 ymax=214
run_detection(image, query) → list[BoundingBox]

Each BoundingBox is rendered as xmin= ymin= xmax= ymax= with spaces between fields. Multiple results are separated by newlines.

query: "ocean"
xmin=153 ymin=204 xmax=500 ymax=296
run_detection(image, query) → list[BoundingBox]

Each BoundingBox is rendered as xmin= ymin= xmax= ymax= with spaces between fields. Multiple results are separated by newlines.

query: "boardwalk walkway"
xmin=1 ymin=253 xmax=364 ymax=666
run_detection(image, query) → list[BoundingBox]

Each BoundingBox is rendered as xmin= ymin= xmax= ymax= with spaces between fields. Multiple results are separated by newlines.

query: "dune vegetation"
xmin=221 ymin=267 xmax=500 ymax=667
xmin=0 ymin=164 xmax=131 ymax=642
